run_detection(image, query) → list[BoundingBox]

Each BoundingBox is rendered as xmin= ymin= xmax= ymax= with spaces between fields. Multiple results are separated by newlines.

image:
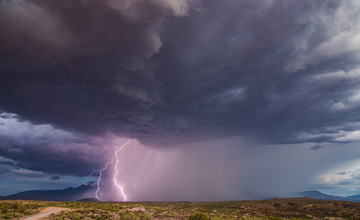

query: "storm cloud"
xmin=1 ymin=0 xmax=360 ymax=200
xmin=1 ymin=0 xmax=360 ymax=144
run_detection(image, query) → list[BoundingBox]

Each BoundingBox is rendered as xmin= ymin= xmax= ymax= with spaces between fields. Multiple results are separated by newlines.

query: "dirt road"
xmin=21 ymin=207 xmax=69 ymax=220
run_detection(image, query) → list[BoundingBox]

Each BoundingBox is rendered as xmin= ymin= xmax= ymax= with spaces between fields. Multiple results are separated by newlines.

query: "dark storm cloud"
xmin=1 ymin=1 xmax=360 ymax=144
xmin=50 ymin=174 xmax=62 ymax=180
xmin=310 ymin=145 xmax=324 ymax=151
xmin=0 ymin=141 xmax=102 ymax=176
xmin=0 ymin=161 xmax=15 ymax=168
xmin=0 ymin=113 xmax=110 ymax=176
xmin=154 ymin=0 xmax=360 ymax=144
xmin=0 ymin=156 xmax=16 ymax=175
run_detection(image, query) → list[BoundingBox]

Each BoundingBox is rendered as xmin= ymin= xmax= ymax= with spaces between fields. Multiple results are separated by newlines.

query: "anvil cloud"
xmin=1 ymin=0 xmax=360 ymax=200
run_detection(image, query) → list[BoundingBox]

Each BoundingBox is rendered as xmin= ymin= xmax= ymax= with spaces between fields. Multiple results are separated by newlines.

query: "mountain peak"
xmin=2 ymin=184 xmax=97 ymax=201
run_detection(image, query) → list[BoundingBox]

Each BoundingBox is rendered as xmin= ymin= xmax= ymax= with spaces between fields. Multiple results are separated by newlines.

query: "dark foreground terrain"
xmin=1 ymin=198 xmax=360 ymax=219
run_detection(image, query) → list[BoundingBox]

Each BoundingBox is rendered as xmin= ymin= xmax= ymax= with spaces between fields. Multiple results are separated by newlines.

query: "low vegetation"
xmin=1 ymin=198 xmax=360 ymax=219
xmin=0 ymin=200 xmax=46 ymax=219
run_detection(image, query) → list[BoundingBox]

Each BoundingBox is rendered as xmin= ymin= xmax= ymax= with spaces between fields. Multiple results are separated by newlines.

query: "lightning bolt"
xmin=114 ymin=139 xmax=131 ymax=201
xmin=84 ymin=169 xmax=99 ymax=178
xmin=94 ymin=139 xmax=131 ymax=201
xmin=95 ymin=159 xmax=114 ymax=200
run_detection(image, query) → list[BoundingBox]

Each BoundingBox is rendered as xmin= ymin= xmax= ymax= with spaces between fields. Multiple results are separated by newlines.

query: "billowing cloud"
xmin=1 ymin=0 xmax=360 ymax=146
xmin=0 ymin=113 xmax=109 ymax=176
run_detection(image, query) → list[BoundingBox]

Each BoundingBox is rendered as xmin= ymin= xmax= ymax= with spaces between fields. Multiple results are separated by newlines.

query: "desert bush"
xmin=189 ymin=212 xmax=211 ymax=220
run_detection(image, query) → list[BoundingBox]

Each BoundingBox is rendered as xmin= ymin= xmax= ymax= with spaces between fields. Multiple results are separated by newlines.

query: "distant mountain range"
xmin=1 ymin=185 xmax=360 ymax=202
xmin=296 ymin=190 xmax=360 ymax=202
xmin=0 ymin=184 xmax=97 ymax=201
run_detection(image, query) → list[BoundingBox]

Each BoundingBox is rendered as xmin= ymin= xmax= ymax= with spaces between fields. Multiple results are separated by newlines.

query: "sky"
xmin=1 ymin=0 xmax=360 ymax=201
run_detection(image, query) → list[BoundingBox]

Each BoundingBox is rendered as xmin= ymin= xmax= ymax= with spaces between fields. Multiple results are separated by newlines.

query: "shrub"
xmin=189 ymin=212 xmax=211 ymax=220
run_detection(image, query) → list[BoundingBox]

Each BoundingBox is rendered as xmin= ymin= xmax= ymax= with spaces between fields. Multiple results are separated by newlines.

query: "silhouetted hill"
xmin=2 ymin=184 xmax=96 ymax=201
xmin=298 ymin=190 xmax=344 ymax=201
xmin=296 ymin=190 xmax=360 ymax=202
xmin=77 ymin=197 xmax=100 ymax=202
xmin=346 ymin=194 xmax=360 ymax=202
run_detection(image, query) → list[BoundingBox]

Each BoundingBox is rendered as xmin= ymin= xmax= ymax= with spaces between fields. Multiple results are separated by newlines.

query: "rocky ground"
xmin=1 ymin=198 xmax=360 ymax=219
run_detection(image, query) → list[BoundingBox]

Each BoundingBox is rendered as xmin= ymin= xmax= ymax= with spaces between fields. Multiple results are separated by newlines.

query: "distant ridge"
xmin=1 ymin=184 xmax=96 ymax=201
xmin=2 ymin=186 xmax=360 ymax=202
xmin=297 ymin=190 xmax=360 ymax=202
xmin=345 ymin=194 xmax=360 ymax=202
xmin=298 ymin=190 xmax=344 ymax=201
xmin=77 ymin=198 xmax=100 ymax=202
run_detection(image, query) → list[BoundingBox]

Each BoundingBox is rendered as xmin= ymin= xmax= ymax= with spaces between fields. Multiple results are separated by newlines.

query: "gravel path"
xmin=21 ymin=207 xmax=69 ymax=220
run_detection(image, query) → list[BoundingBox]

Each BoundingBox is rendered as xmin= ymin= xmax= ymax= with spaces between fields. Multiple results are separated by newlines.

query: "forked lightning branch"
xmin=94 ymin=139 xmax=131 ymax=201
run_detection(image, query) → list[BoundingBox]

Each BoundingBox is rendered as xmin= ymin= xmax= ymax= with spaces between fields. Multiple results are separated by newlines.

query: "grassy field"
xmin=1 ymin=198 xmax=360 ymax=219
